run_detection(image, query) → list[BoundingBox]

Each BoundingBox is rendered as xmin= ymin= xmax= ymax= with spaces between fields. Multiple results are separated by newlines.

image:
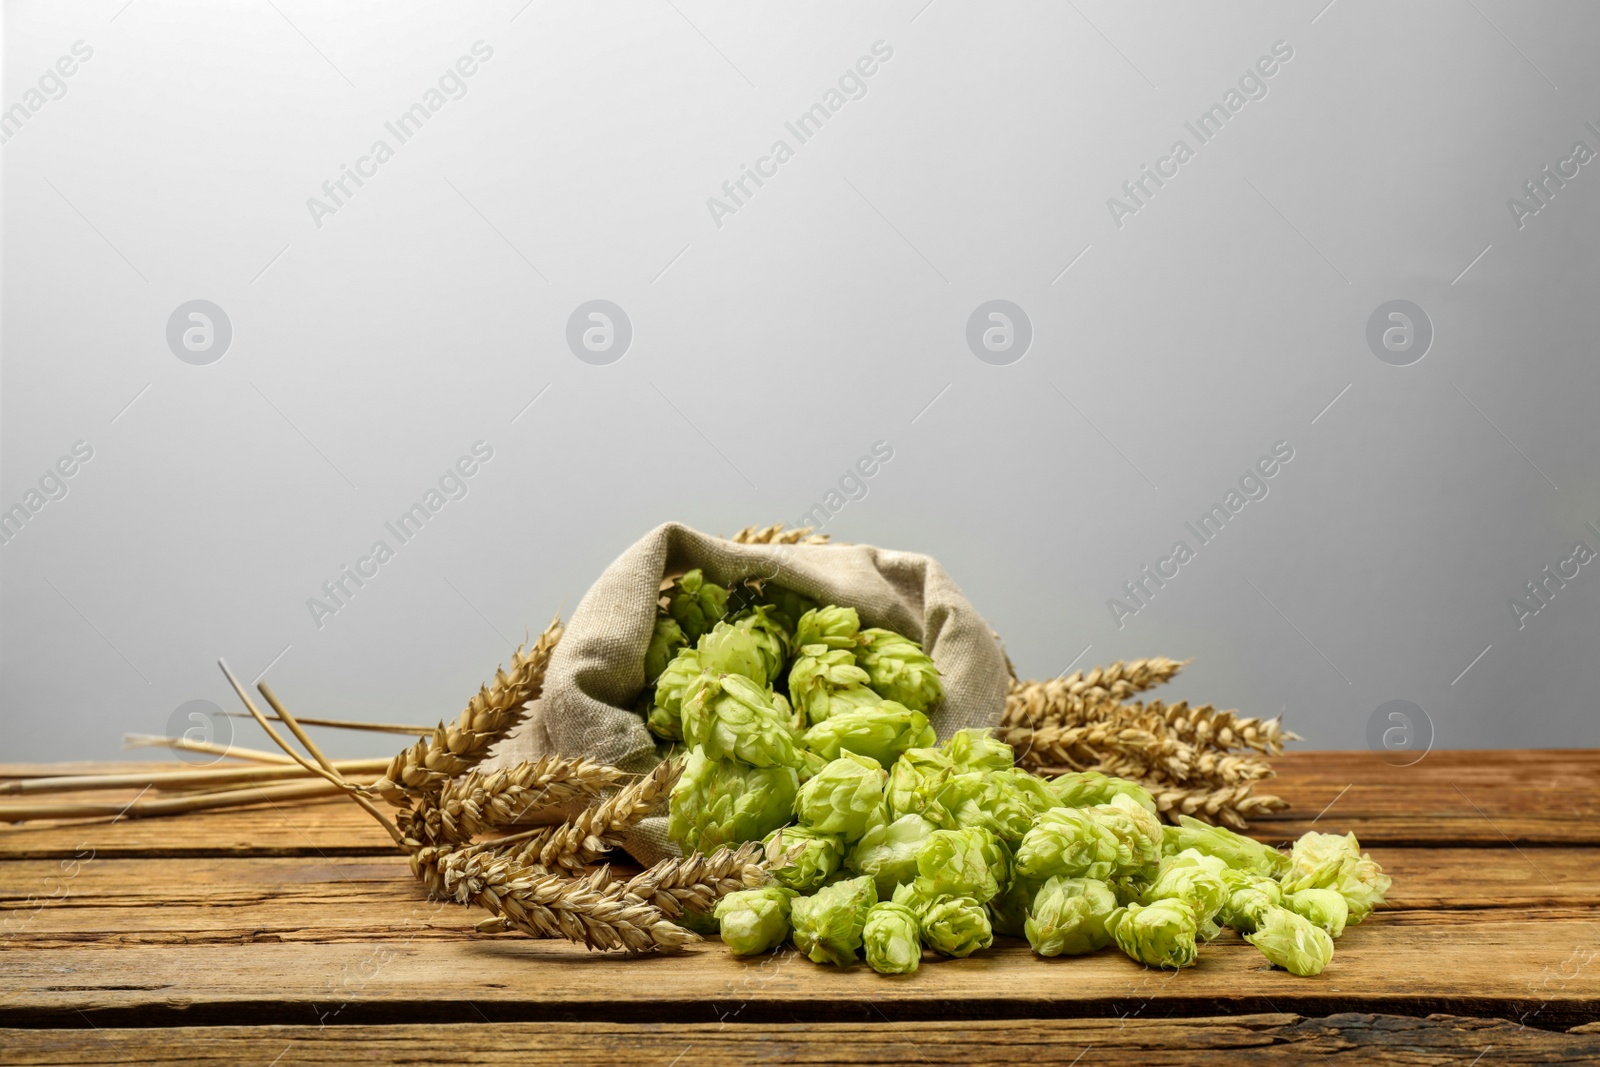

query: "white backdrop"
xmin=3 ymin=0 xmax=1597 ymax=762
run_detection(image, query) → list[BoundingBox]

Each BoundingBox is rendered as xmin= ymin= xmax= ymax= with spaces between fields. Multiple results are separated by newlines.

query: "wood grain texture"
xmin=2 ymin=750 xmax=1597 ymax=1062
xmin=2 ymin=1014 xmax=1598 ymax=1066
xmin=2 ymin=847 xmax=1595 ymax=947
xmin=4 ymin=917 xmax=1598 ymax=1028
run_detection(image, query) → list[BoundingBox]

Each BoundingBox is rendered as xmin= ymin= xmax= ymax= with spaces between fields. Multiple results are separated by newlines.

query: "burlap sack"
xmin=488 ymin=521 xmax=1011 ymax=864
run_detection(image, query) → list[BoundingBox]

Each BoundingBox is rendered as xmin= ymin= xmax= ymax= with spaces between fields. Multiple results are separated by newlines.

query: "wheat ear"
xmin=374 ymin=619 xmax=563 ymax=803
xmin=489 ymin=758 xmax=682 ymax=872
xmin=1003 ymin=657 xmax=1187 ymax=730
xmin=1137 ymin=700 xmax=1299 ymax=755
xmin=728 ymin=523 xmax=831 ymax=545
xmin=1009 ymin=717 xmax=1194 ymax=780
xmin=1143 ymin=781 xmax=1290 ymax=829
xmin=413 ymin=846 xmax=695 ymax=953
xmin=400 ymin=756 xmax=628 ymax=845
xmin=621 ymin=841 xmax=768 ymax=918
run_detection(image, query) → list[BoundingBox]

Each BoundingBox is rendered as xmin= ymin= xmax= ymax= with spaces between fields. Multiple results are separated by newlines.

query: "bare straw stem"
xmin=217 ymin=659 xmax=349 ymax=791
xmin=0 ymin=758 xmax=393 ymax=796
xmin=122 ymin=734 xmax=297 ymax=764
xmin=217 ymin=712 xmax=433 ymax=736
xmin=257 ymin=679 xmax=402 ymax=844
xmin=0 ymin=778 xmax=382 ymax=823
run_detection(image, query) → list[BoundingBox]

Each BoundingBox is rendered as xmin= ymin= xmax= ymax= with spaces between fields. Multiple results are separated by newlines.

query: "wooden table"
xmin=3 ymin=750 xmax=1599 ymax=1064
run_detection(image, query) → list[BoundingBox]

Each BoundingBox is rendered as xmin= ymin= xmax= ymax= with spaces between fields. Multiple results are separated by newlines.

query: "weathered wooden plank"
xmin=0 ymin=795 xmax=396 ymax=859
xmin=1256 ymin=750 xmax=1600 ymax=843
xmin=4 ymin=750 xmax=1597 ymax=858
xmin=3 ymin=917 xmax=1595 ymax=1028
xmin=1 ymin=847 xmax=1593 ymax=948
xmin=1 ymin=1014 xmax=1595 ymax=1066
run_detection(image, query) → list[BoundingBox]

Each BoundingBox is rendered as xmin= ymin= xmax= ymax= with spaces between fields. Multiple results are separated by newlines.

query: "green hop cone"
xmin=884 ymin=747 xmax=954 ymax=823
xmin=1283 ymin=887 xmax=1349 ymax=939
xmin=665 ymin=569 xmax=730 ymax=644
xmin=714 ymin=886 xmax=795 ymax=956
xmin=1025 ymin=876 xmax=1119 ymax=957
xmin=1218 ymin=869 xmax=1283 ymax=934
xmin=763 ymin=824 xmax=845 ymax=892
xmin=855 ymin=628 xmax=943 ymax=712
xmin=933 ymin=771 xmax=1033 ymax=843
xmin=788 ymin=645 xmax=876 ymax=725
xmin=681 ymin=673 xmax=799 ymax=768
xmin=1141 ymin=848 xmax=1229 ymax=925
xmin=667 ymin=746 xmax=799 ymax=853
xmin=943 ymin=728 xmax=1015 ymax=774
xmin=1162 ymin=815 xmax=1290 ymax=878
xmin=914 ymin=827 xmax=1003 ymax=904
xmin=803 ymin=701 xmax=936 ymax=767
xmin=696 ymin=622 xmax=770 ymax=686
xmin=758 ymin=584 xmax=819 ymax=633
xmin=1332 ymin=853 xmax=1390 ymax=924
xmin=644 ymin=616 xmax=688 ymax=684
xmin=1245 ymin=906 xmax=1335 ymax=977
xmin=646 ymin=702 xmax=684 ymax=742
xmin=791 ymin=874 xmax=877 ymax=966
xmin=795 ymin=605 xmax=861 ymax=651
xmin=731 ymin=605 xmax=791 ymax=684
xmin=992 ymin=767 xmax=1059 ymax=815
xmin=862 ymin=901 xmax=923 ymax=974
xmin=794 ymin=751 xmax=888 ymax=841
xmin=795 ymin=748 xmax=829 ymax=783
xmin=919 ymin=894 xmax=994 ymax=958
xmin=847 ymin=813 xmax=936 ymax=899
xmin=1279 ymin=831 xmax=1390 ymax=924
xmin=650 ymin=648 xmax=704 ymax=740
xmin=1048 ymin=771 xmax=1160 ymax=817
xmin=1015 ymin=807 xmax=1123 ymax=881
xmin=1088 ymin=794 xmax=1165 ymax=878
xmin=1105 ymin=899 xmax=1199 ymax=969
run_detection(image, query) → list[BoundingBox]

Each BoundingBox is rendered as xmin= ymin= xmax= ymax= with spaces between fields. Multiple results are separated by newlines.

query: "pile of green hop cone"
xmin=642 ymin=570 xmax=1390 ymax=975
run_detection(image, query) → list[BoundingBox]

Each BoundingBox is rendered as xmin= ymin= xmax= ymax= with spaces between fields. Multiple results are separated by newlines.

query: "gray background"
xmin=3 ymin=0 xmax=1597 ymax=763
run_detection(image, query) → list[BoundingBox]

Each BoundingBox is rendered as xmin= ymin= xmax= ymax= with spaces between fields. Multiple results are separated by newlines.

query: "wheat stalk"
xmin=1135 ymin=699 xmax=1299 ymax=755
xmin=1145 ymin=781 xmax=1289 ymax=829
xmin=400 ymin=756 xmax=628 ymax=846
xmin=413 ymin=846 xmax=695 ymax=953
xmin=1009 ymin=718 xmax=1194 ymax=780
xmin=1002 ymin=657 xmax=1187 ymax=730
xmin=621 ymin=841 xmax=768 ymax=918
xmin=728 ymin=523 xmax=831 ymax=545
xmin=0 ymin=778 xmax=382 ymax=822
xmin=490 ymin=758 xmax=682 ymax=872
xmin=374 ymin=619 xmax=563 ymax=803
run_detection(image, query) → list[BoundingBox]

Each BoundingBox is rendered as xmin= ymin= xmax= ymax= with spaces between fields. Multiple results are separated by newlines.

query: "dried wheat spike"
xmin=1139 ymin=700 xmax=1299 ymax=756
xmin=1003 ymin=657 xmax=1187 ymax=730
xmin=1008 ymin=717 xmax=1193 ymax=781
xmin=375 ymin=619 xmax=563 ymax=803
xmin=1144 ymin=781 xmax=1289 ymax=830
xmin=413 ymin=845 xmax=694 ymax=953
xmin=498 ymin=758 xmax=682 ymax=872
xmin=728 ymin=523 xmax=831 ymax=545
xmin=622 ymin=841 xmax=768 ymax=918
xmin=1085 ymin=746 xmax=1276 ymax=792
xmin=401 ymin=756 xmax=627 ymax=845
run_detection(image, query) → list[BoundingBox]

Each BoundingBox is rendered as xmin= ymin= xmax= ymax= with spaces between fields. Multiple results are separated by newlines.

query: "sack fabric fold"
xmin=488 ymin=522 xmax=1010 ymax=864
